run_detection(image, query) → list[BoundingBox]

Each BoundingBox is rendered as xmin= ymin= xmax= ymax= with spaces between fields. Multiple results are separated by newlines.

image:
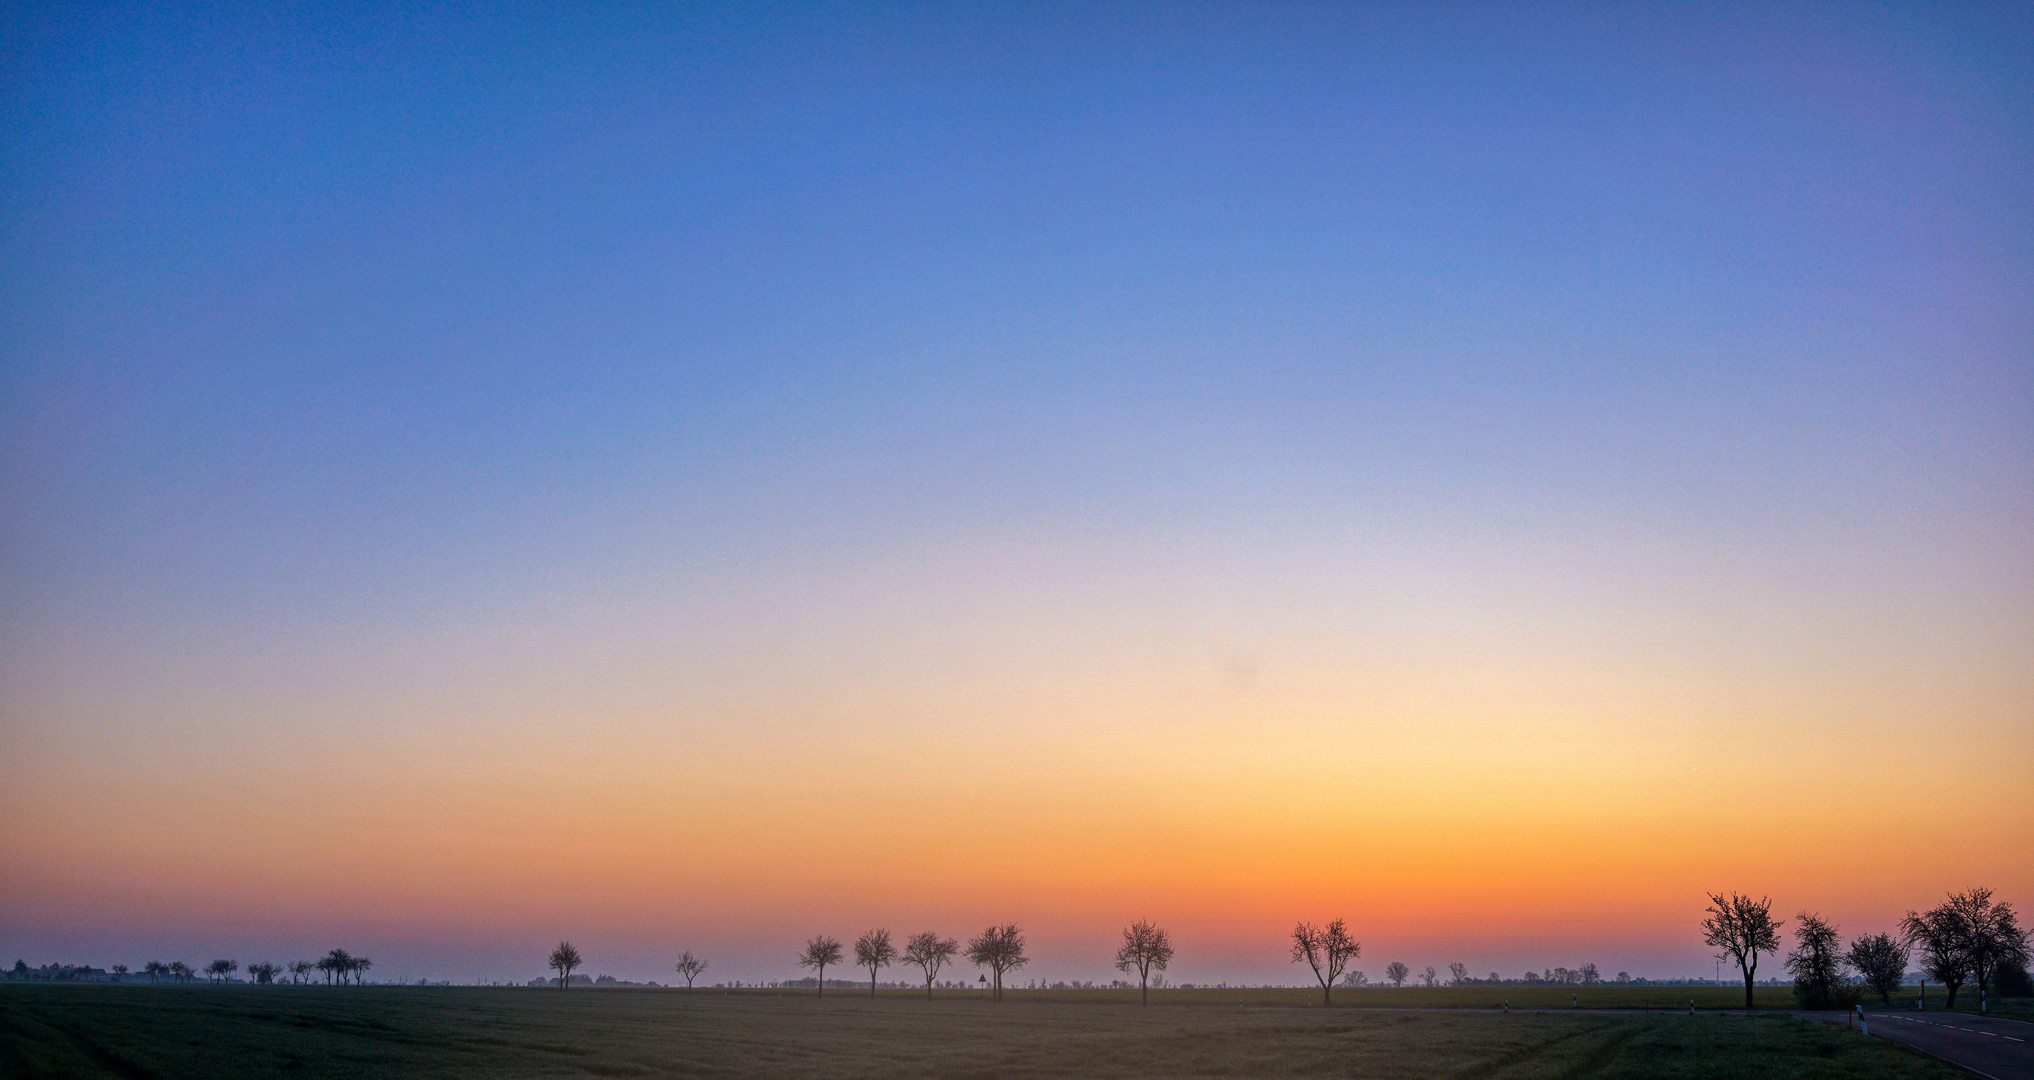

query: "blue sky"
xmin=2 ymin=3 xmax=2030 ymax=982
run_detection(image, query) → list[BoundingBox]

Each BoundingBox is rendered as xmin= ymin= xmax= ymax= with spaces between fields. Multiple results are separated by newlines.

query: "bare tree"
xmin=1339 ymin=969 xmax=1369 ymax=988
xmin=247 ymin=962 xmax=279 ymax=985
xmin=112 ymin=965 xmax=128 ymax=979
xmin=1847 ymin=932 xmax=1909 ymax=1005
xmin=1289 ymin=920 xmax=1361 ymax=1005
xmin=1448 ymin=962 xmax=1469 ymax=986
xmin=799 ymin=935 xmax=843 ymax=996
xmin=288 ymin=960 xmax=316 ymax=985
xmin=902 ymin=932 xmax=958 ymax=998
xmin=1941 ymin=888 xmax=2029 ymax=1005
xmin=854 ymin=930 xmax=896 ymax=998
xmin=549 ymin=941 xmax=582 ymax=990
xmin=1702 ymin=892 xmax=1783 ymax=1008
xmin=205 ymin=959 xmax=238 ymax=983
xmin=168 ymin=961 xmax=193 ymax=983
xmin=963 ymin=924 xmax=1028 ymax=1002
xmin=1904 ymin=904 xmax=1969 ymax=1007
xmin=674 ymin=951 xmax=708 ymax=990
xmin=349 ymin=957 xmax=372 ymax=985
xmin=1384 ymin=961 xmax=1410 ymax=988
xmin=1786 ymin=912 xmax=1849 ymax=1009
xmin=319 ymin=949 xmax=352 ymax=986
xmin=143 ymin=961 xmax=166 ymax=983
xmin=1113 ymin=920 xmax=1175 ymax=1006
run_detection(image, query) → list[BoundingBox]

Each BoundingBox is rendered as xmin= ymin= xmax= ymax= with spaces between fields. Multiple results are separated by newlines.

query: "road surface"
xmin=1807 ymin=1010 xmax=2034 ymax=1079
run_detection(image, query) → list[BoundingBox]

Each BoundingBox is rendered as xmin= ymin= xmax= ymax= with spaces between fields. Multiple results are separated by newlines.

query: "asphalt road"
xmin=1806 ymin=1011 xmax=2034 ymax=1079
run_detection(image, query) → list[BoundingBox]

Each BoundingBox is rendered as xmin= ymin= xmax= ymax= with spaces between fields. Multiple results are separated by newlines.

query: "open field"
xmin=0 ymin=984 xmax=1960 ymax=1080
xmin=999 ymin=985 xmax=1805 ymax=1010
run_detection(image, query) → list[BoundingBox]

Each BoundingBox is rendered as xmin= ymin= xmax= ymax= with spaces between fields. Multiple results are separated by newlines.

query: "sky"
xmin=2 ymin=1 xmax=2030 ymax=987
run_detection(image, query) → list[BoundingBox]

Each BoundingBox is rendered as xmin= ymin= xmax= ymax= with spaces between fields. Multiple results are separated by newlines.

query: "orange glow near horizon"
xmin=6 ymin=562 xmax=2028 ymax=982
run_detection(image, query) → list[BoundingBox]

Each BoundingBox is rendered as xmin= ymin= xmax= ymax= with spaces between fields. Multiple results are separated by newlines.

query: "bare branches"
xmin=1847 ymin=933 xmax=1909 ymax=1005
xmin=1701 ymin=892 xmax=1782 ymax=1008
xmin=798 ymin=935 xmax=844 ymax=997
xmin=964 ymin=924 xmax=1028 ymax=1002
xmin=674 ymin=951 xmax=708 ymax=990
xmin=548 ymin=941 xmax=582 ymax=990
xmin=1905 ymin=888 xmax=2031 ymax=1007
xmin=854 ymin=930 xmax=896 ymax=998
xmin=1290 ymin=920 xmax=1361 ymax=1006
xmin=902 ymin=932 xmax=959 ymax=998
xmin=1112 ymin=921 xmax=1175 ymax=1006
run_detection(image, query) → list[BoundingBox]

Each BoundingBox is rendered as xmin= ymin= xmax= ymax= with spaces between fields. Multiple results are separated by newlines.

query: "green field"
xmin=0 ymin=984 xmax=1961 ymax=1079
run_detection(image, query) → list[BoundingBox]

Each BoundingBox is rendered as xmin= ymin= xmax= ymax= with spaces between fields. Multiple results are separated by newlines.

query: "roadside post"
xmin=1855 ymin=1004 xmax=1867 ymax=1036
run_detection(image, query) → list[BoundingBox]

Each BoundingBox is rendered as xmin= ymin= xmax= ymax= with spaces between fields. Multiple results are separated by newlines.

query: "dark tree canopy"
xmin=1905 ymin=888 xmax=2031 ymax=1007
xmin=1846 ymin=932 xmax=1909 ymax=1005
xmin=1702 ymin=892 xmax=1783 ymax=1008
xmin=1785 ymin=912 xmax=1850 ymax=1009
xmin=548 ymin=941 xmax=582 ymax=990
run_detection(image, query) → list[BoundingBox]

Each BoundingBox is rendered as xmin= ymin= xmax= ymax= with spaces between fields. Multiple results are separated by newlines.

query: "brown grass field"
xmin=0 ymin=983 xmax=1966 ymax=1079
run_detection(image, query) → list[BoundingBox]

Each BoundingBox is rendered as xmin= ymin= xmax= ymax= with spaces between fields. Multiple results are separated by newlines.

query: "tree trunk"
xmin=1742 ymin=967 xmax=1753 ymax=1009
xmin=817 ymin=964 xmax=824 ymax=997
xmin=870 ymin=970 xmax=877 ymax=998
xmin=1141 ymin=972 xmax=1148 ymax=1006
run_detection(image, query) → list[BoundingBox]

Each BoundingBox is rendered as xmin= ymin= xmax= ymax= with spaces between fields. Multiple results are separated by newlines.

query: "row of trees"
xmin=550 ymin=922 xmax=1178 ymax=1005
xmin=132 ymin=950 xmax=373 ymax=986
xmin=792 ymin=924 xmax=1038 ymax=1001
xmin=1703 ymin=888 xmax=2029 ymax=1009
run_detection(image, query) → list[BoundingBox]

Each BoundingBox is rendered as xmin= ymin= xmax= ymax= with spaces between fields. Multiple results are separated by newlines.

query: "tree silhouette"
xmin=963 ymin=924 xmax=1027 ymax=1002
xmin=349 ymin=956 xmax=373 ymax=985
xmin=1941 ymin=888 xmax=2029 ymax=1004
xmin=1786 ymin=912 xmax=1848 ymax=1008
xmin=288 ymin=960 xmax=316 ymax=985
xmin=549 ymin=941 xmax=582 ymax=990
xmin=319 ymin=949 xmax=353 ymax=986
xmin=1290 ymin=920 xmax=1361 ymax=1006
xmin=1847 ymin=932 xmax=1909 ymax=1005
xmin=674 ymin=952 xmax=708 ymax=990
xmin=1384 ymin=962 xmax=1410 ymax=988
xmin=205 ymin=959 xmax=237 ymax=983
xmin=1113 ymin=920 xmax=1174 ymax=1006
xmin=799 ymin=936 xmax=844 ymax=996
xmin=902 ymin=932 xmax=959 ymax=998
xmin=168 ymin=961 xmax=193 ymax=983
xmin=112 ymin=965 xmax=128 ymax=979
xmin=1702 ymin=892 xmax=1783 ymax=1008
xmin=246 ymin=962 xmax=279 ymax=985
xmin=143 ymin=961 xmax=166 ymax=983
xmin=854 ymin=930 xmax=895 ymax=998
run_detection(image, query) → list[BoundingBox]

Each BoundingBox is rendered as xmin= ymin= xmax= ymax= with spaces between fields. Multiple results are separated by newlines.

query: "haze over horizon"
xmin=3 ymin=3 xmax=2029 ymax=988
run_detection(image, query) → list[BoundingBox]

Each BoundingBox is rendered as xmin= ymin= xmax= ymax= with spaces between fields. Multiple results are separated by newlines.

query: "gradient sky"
xmin=3 ymin=2 xmax=2030 ymax=986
